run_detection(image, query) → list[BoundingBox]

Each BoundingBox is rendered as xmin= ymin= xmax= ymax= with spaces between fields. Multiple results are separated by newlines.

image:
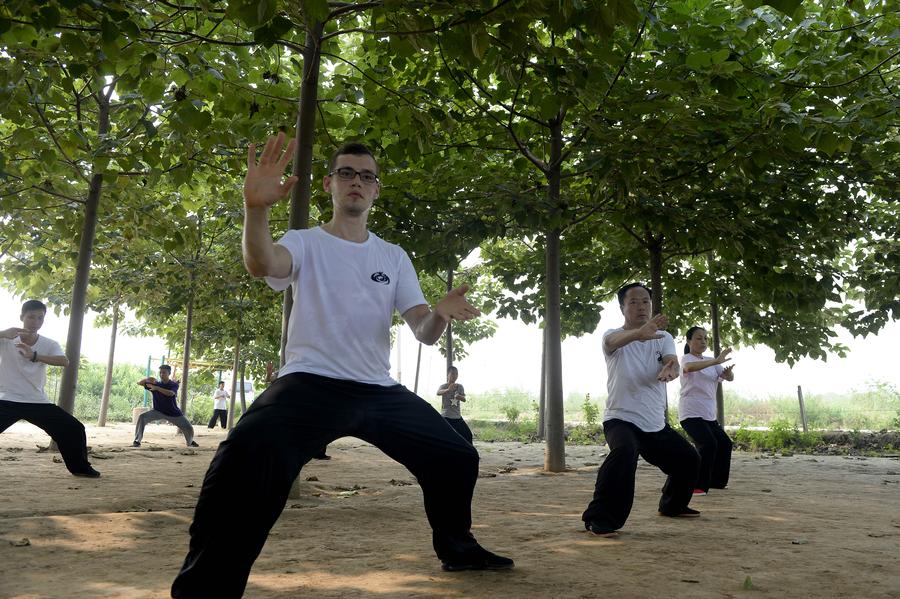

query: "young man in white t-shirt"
xmin=172 ymin=134 xmax=512 ymax=598
xmin=0 ymin=300 xmax=99 ymax=478
xmin=581 ymin=284 xmax=700 ymax=537
xmin=207 ymin=381 xmax=229 ymax=429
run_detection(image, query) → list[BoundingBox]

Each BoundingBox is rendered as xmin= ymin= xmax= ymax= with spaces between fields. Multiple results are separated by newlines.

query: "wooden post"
xmin=413 ymin=343 xmax=422 ymax=394
xmin=797 ymin=385 xmax=808 ymax=433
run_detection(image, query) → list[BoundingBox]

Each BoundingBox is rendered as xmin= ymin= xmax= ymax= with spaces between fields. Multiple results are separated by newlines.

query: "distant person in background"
xmin=133 ymin=365 xmax=198 ymax=448
xmin=0 ymin=300 xmax=100 ymax=478
xmin=437 ymin=366 xmax=472 ymax=444
xmin=208 ymin=381 xmax=229 ymax=429
xmin=581 ymin=283 xmax=700 ymax=538
xmin=679 ymin=326 xmax=735 ymax=496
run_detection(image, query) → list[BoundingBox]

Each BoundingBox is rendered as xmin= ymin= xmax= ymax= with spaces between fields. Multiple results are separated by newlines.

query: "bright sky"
xmin=3 ymin=287 xmax=896 ymax=401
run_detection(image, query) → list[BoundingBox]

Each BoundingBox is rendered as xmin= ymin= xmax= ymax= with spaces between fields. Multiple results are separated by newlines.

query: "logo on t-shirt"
xmin=370 ymin=272 xmax=390 ymax=285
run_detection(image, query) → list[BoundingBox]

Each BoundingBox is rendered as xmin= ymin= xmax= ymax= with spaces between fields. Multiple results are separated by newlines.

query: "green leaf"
xmin=711 ymin=48 xmax=730 ymax=64
xmin=101 ymin=18 xmax=118 ymax=44
xmin=300 ymin=0 xmax=330 ymax=23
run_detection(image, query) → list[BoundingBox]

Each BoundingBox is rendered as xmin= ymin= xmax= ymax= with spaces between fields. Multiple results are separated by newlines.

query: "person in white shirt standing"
xmin=581 ymin=283 xmax=700 ymax=537
xmin=0 ymin=300 xmax=99 ymax=478
xmin=172 ymin=134 xmax=513 ymax=598
xmin=679 ymin=326 xmax=735 ymax=496
xmin=207 ymin=381 xmax=229 ymax=429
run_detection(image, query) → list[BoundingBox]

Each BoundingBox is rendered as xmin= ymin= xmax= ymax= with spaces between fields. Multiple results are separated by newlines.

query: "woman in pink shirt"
xmin=678 ymin=326 xmax=735 ymax=496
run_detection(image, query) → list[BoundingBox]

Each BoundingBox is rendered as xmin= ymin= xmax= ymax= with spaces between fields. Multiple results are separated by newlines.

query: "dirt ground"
xmin=1 ymin=421 xmax=898 ymax=599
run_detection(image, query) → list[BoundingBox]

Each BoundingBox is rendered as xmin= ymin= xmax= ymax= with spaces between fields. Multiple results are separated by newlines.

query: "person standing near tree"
xmin=133 ymin=364 xmax=198 ymax=448
xmin=437 ymin=366 xmax=472 ymax=444
xmin=171 ymin=133 xmax=512 ymax=599
xmin=679 ymin=326 xmax=735 ymax=496
xmin=207 ymin=381 xmax=229 ymax=430
xmin=0 ymin=300 xmax=99 ymax=478
xmin=581 ymin=283 xmax=700 ymax=538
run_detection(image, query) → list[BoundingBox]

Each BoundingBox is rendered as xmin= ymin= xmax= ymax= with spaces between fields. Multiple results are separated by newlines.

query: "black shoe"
xmin=659 ymin=507 xmax=701 ymax=518
xmin=132 ymin=441 xmax=141 ymax=448
xmin=441 ymin=546 xmax=514 ymax=572
xmin=584 ymin=520 xmax=618 ymax=537
xmin=189 ymin=441 xmax=199 ymax=447
xmin=72 ymin=468 xmax=101 ymax=478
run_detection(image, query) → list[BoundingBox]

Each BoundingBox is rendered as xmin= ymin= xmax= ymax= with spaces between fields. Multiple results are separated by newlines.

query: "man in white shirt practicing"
xmin=581 ymin=283 xmax=700 ymax=538
xmin=172 ymin=133 xmax=513 ymax=598
xmin=0 ymin=300 xmax=99 ymax=478
xmin=207 ymin=381 xmax=229 ymax=429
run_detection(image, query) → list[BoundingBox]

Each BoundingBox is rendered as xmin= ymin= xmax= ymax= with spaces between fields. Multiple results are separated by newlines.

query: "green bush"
xmin=502 ymin=405 xmax=521 ymax=424
xmin=582 ymin=395 xmax=600 ymax=427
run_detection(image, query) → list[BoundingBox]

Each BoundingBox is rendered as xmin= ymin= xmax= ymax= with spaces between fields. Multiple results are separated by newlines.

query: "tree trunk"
xmin=228 ymin=330 xmax=241 ymax=430
xmin=445 ymin=269 xmax=454 ymax=372
xmin=179 ymin=273 xmax=195 ymax=414
xmin=537 ymin=325 xmax=547 ymax=440
xmin=649 ymin=241 xmax=664 ymax=315
xmin=413 ymin=342 xmax=422 ymax=394
xmin=239 ymin=362 xmax=247 ymax=413
xmin=280 ymin=22 xmax=325 ymax=366
xmin=97 ymin=302 xmax=119 ymax=426
xmin=57 ymin=88 xmax=112 ymax=415
xmin=708 ymin=254 xmax=725 ymax=424
xmin=543 ymin=121 xmax=565 ymax=472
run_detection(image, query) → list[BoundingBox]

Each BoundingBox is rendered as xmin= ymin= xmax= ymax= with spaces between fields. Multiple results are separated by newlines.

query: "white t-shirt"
xmin=213 ymin=388 xmax=229 ymax=410
xmin=602 ymin=328 xmax=677 ymax=432
xmin=678 ymin=353 xmax=724 ymax=421
xmin=266 ymin=227 xmax=427 ymax=386
xmin=0 ymin=335 xmax=65 ymax=404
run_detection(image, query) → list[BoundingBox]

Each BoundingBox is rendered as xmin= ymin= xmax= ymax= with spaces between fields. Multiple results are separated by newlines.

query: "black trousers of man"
xmin=0 ymin=400 xmax=95 ymax=474
xmin=207 ymin=409 xmax=227 ymax=429
xmin=172 ymin=372 xmax=481 ymax=599
xmin=582 ymin=418 xmax=700 ymax=531
xmin=680 ymin=417 xmax=733 ymax=492
xmin=444 ymin=416 xmax=474 ymax=445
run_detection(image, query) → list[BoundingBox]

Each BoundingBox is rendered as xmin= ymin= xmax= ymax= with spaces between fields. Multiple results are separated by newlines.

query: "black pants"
xmin=207 ymin=409 xmax=227 ymax=429
xmin=444 ymin=417 xmax=473 ymax=444
xmin=582 ymin=418 xmax=700 ymax=530
xmin=172 ymin=372 xmax=481 ymax=598
xmin=680 ymin=417 xmax=732 ymax=491
xmin=0 ymin=399 xmax=94 ymax=474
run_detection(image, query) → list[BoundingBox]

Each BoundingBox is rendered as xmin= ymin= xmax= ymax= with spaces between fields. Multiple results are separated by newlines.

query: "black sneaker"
xmin=72 ymin=467 xmax=101 ymax=478
xmin=132 ymin=441 xmax=141 ymax=448
xmin=659 ymin=507 xmax=701 ymax=518
xmin=584 ymin=520 xmax=618 ymax=537
xmin=441 ymin=546 xmax=514 ymax=572
xmin=189 ymin=441 xmax=199 ymax=447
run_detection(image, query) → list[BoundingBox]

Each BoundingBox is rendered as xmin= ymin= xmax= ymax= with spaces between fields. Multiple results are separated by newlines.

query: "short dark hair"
xmin=447 ymin=366 xmax=458 ymax=374
xmin=617 ymin=283 xmax=652 ymax=307
xmin=159 ymin=364 xmax=172 ymax=373
xmin=329 ymin=142 xmax=378 ymax=173
xmin=218 ymin=380 xmax=225 ymax=385
xmin=21 ymin=300 xmax=47 ymax=314
xmin=684 ymin=326 xmax=705 ymax=354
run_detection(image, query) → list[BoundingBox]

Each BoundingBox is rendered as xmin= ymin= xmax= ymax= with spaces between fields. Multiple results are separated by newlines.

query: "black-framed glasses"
xmin=329 ymin=167 xmax=379 ymax=184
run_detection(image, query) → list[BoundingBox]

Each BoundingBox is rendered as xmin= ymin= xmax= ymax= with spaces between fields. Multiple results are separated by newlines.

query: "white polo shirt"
xmin=266 ymin=227 xmax=427 ymax=386
xmin=678 ymin=353 xmax=724 ymax=421
xmin=602 ymin=328 xmax=677 ymax=432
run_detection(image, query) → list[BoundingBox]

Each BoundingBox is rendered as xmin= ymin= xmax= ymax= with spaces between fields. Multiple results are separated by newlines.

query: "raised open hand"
xmin=435 ymin=284 xmax=480 ymax=322
xmin=243 ymin=132 xmax=298 ymax=209
xmin=636 ymin=314 xmax=668 ymax=341
xmin=715 ymin=347 xmax=733 ymax=364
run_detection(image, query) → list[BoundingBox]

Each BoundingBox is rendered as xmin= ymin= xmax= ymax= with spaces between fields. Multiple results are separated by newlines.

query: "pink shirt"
xmin=678 ymin=354 xmax=724 ymax=421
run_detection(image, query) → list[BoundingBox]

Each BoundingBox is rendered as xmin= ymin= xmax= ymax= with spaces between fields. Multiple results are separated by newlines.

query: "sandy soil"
xmin=1 ymin=420 xmax=898 ymax=599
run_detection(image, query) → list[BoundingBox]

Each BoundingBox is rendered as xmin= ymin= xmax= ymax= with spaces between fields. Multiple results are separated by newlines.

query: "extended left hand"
xmin=435 ymin=284 xmax=480 ymax=322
